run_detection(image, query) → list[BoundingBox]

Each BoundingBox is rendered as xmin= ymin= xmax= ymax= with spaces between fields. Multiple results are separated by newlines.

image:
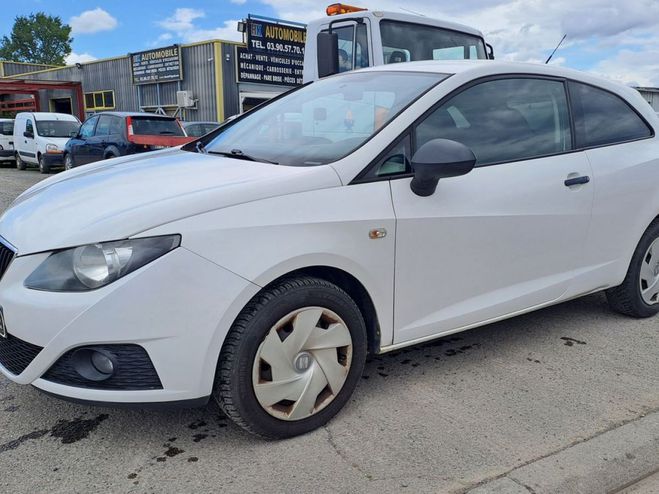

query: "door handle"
xmin=564 ymin=175 xmax=590 ymax=187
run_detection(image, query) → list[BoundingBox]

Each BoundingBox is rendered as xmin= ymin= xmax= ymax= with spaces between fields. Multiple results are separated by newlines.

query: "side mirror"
xmin=410 ymin=139 xmax=476 ymax=197
xmin=486 ymin=43 xmax=495 ymax=60
xmin=317 ymin=32 xmax=339 ymax=78
xmin=23 ymin=131 xmax=33 ymax=139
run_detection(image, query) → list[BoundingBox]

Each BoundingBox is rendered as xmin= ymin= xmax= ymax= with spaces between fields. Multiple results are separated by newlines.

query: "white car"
xmin=13 ymin=112 xmax=80 ymax=173
xmin=0 ymin=118 xmax=15 ymax=163
xmin=0 ymin=61 xmax=658 ymax=438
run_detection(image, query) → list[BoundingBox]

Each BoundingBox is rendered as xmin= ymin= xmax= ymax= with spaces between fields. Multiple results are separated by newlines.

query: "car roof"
xmin=98 ymin=111 xmax=177 ymax=118
xmin=15 ymin=112 xmax=79 ymax=121
xmin=356 ymin=60 xmax=644 ymax=102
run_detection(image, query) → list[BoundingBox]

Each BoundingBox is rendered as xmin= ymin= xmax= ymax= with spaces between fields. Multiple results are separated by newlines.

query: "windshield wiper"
xmin=208 ymin=148 xmax=278 ymax=165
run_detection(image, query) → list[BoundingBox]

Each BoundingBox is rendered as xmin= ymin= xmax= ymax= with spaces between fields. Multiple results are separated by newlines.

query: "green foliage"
xmin=0 ymin=13 xmax=72 ymax=66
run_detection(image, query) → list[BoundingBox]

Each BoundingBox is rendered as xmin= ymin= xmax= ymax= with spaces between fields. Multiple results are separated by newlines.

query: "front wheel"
xmin=214 ymin=276 xmax=367 ymax=438
xmin=38 ymin=154 xmax=50 ymax=174
xmin=606 ymin=220 xmax=659 ymax=318
xmin=15 ymin=153 xmax=26 ymax=170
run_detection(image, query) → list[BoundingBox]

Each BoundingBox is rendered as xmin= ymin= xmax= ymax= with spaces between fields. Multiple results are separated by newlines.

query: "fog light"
xmin=71 ymin=347 xmax=117 ymax=381
xmin=91 ymin=351 xmax=114 ymax=375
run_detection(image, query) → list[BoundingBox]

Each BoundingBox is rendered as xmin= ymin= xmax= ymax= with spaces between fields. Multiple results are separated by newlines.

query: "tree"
xmin=0 ymin=13 xmax=72 ymax=66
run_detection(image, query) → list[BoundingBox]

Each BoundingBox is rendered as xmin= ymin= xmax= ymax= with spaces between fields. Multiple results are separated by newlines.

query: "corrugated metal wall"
xmin=11 ymin=42 xmax=220 ymax=121
xmin=638 ymin=89 xmax=659 ymax=111
xmin=1 ymin=61 xmax=58 ymax=77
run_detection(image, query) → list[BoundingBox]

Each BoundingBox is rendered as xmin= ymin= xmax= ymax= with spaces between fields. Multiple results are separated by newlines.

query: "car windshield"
xmin=131 ymin=117 xmax=185 ymax=136
xmin=0 ymin=121 xmax=13 ymax=136
xmin=36 ymin=120 xmax=79 ymax=138
xmin=380 ymin=20 xmax=487 ymax=63
xmin=203 ymin=71 xmax=446 ymax=166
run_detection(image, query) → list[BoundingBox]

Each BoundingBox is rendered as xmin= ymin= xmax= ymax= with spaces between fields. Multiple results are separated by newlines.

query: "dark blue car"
xmin=64 ymin=112 xmax=193 ymax=169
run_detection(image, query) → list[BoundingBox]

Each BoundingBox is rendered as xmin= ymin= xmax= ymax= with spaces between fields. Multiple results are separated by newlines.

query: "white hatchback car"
xmin=0 ymin=61 xmax=658 ymax=438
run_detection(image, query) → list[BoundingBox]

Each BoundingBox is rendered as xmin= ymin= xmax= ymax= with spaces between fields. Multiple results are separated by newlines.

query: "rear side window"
xmin=109 ymin=116 xmax=123 ymax=135
xmin=131 ymin=117 xmax=184 ymax=136
xmin=569 ymin=82 xmax=652 ymax=148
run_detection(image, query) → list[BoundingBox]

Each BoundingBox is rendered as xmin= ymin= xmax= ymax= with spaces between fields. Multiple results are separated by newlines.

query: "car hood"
xmin=0 ymin=148 xmax=342 ymax=255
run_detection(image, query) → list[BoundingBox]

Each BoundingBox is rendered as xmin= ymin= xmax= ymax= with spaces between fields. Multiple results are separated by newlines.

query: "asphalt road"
xmin=0 ymin=166 xmax=657 ymax=493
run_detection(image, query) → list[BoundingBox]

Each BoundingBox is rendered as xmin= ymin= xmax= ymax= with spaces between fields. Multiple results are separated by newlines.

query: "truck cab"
xmin=303 ymin=4 xmax=492 ymax=82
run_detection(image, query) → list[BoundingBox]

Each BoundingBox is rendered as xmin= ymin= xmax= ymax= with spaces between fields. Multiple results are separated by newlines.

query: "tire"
xmin=15 ymin=153 xmax=26 ymax=170
xmin=214 ymin=276 xmax=367 ymax=439
xmin=606 ymin=220 xmax=659 ymax=318
xmin=38 ymin=154 xmax=50 ymax=174
xmin=64 ymin=153 xmax=74 ymax=170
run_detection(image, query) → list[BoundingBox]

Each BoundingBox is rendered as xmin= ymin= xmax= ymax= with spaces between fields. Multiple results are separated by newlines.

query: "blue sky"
xmin=1 ymin=1 xmax=658 ymax=86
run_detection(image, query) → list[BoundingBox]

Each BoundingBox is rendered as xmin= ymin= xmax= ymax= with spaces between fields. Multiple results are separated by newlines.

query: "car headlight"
xmin=25 ymin=235 xmax=181 ymax=292
xmin=46 ymin=143 xmax=59 ymax=153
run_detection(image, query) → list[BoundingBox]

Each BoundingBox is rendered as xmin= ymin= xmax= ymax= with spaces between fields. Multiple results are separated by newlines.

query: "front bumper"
xmin=0 ymin=149 xmax=14 ymax=159
xmin=0 ymin=245 xmax=259 ymax=404
xmin=41 ymin=153 xmax=64 ymax=166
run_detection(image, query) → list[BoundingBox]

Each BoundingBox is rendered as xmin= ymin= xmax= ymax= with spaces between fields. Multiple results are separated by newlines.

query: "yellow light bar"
xmin=326 ymin=3 xmax=368 ymax=16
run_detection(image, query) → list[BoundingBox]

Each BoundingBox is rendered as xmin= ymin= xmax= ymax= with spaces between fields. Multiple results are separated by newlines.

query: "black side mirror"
xmin=23 ymin=131 xmax=33 ymax=139
xmin=410 ymin=139 xmax=476 ymax=197
xmin=486 ymin=43 xmax=495 ymax=60
xmin=317 ymin=32 xmax=339 ymax=78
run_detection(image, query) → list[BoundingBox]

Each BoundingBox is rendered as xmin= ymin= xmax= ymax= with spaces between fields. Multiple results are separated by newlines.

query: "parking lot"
xmin=0 ymin=166 xmax=657 ymax=493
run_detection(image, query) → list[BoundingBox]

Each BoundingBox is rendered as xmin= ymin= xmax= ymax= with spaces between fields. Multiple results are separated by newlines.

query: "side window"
xmin=26 ymin=119 xmax=34 ymax=134
xmin=414 ymin=78 xmax=572 ymax=166
xmin=331 ymin=24 xmax=369 ymax=72
xmin=95 ymin=115 xmax=112 ymax=136
xmin=375 ymin=134 xmax=411 ymax=177
xmin=335 ymin=26 xmax=355 ymax=72
xmin=568 ymin=81 xmax=652 ymax=148
xmin=109 ymin=116 xmax=123 ymax=135
xmin=79 ymin=116 xmax=98 ymax=138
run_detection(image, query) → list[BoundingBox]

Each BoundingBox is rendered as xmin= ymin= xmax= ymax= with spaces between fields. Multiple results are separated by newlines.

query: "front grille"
xmin=0 ymin=238 xmax=15 ymax=281
xmin=42 ymin=344 xmax=163 ymax=390
xmin=0 ymin=333 xmax=43 ymax=375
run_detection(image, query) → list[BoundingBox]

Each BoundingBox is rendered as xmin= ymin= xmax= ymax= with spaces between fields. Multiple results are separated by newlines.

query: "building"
xmin=1 ymin=16 xmax=305 ymax=123
xmin=636 ymin=87 xmax=659 ymax=112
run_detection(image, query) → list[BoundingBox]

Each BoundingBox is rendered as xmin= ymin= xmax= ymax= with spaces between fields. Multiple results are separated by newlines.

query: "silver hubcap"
xmin=640 ymin=238 xmax=659 ymax=305
xmin=252 ymin=307 xmax=353 ymax=421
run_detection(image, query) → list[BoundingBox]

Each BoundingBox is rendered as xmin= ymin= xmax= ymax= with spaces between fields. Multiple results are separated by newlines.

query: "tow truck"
xmin=303 ymin=3 xmax=494 ymax=82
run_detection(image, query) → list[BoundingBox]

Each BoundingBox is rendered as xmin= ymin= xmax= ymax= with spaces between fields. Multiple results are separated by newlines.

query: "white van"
xmin=14 ymin=112 xmax=80 ymax=173
xmin=0 ymin=118 xmax=15 ymax=163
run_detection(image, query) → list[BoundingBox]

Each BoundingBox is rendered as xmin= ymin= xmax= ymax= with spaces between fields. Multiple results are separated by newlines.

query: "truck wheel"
xmin=16 ymin=153 xmax=26 ymax=170
xmin=606 ymin=220 xmax=659 ymax=318
xmin=38 ymin=154 xmax=50 ymax=174
xmin=214 ymin=276 xmax=367 ymax=438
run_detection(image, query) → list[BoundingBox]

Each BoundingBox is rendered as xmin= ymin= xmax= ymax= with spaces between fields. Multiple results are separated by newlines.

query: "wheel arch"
xmin=266 ymin=266 xmax=382 ymax=355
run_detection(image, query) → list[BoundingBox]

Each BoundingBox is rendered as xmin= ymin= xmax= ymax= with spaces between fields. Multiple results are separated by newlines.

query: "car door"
xmin=72 ymin=116 xmax=98 ymax=165
xmin=21 ymin=118 xmax=38 ymax=164
xmin=89 ymin=115 xmax=111 ymax=162
xmin=564 ymin=81 xmax=658 ymax=295
xmin=385 ymin=76 xmax=594 ymax=344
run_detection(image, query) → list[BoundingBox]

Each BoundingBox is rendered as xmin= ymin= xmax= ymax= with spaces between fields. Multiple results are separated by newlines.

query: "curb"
xmin=469 ymin=411 xmax=659 ymax=494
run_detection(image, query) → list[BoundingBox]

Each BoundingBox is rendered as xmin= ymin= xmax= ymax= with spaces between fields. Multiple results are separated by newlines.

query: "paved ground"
xmin=0 ymin=167 xmax=657 ymax=493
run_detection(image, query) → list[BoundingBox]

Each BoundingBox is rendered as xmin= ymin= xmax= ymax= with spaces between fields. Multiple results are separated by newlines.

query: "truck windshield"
xmin=203 ymin=71 xmax=447 ymax=166
xmin=380 ymin=20 xmax=486 ymax=63
xmin=36 ymin=120 xmax=80 ymax=138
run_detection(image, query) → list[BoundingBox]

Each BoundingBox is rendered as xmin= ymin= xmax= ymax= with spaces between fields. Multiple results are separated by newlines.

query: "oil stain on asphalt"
xmin=0 ymin=413 xmax=109 ymax=453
